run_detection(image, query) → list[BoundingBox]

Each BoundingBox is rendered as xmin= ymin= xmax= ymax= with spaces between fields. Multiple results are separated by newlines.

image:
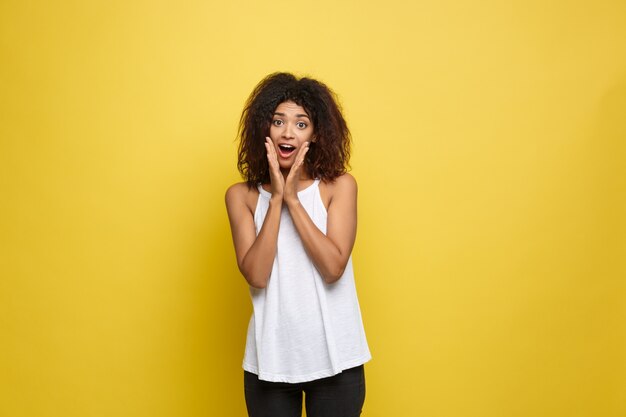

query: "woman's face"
xmin=269 ymin=101 xmax=315 ymax=171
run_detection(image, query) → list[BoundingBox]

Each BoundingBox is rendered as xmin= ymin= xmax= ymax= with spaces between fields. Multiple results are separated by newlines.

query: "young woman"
xmin=225 ymin=72 xmax=371 ymax=417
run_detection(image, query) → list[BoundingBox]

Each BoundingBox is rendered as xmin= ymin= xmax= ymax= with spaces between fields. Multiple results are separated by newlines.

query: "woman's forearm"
xmin=285 ymin=198 xmax=350 ymax=284
xmin=239 ymin=197 xmax=282 ymax=288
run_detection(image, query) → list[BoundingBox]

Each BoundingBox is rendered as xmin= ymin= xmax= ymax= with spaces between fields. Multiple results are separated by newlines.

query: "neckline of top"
xmin=257 ymin=179 xmax=320 ymax=197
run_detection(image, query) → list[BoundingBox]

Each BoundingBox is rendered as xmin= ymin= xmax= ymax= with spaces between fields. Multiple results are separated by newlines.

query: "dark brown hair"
xmin=237 ymin=72 xmax=351 ymax=187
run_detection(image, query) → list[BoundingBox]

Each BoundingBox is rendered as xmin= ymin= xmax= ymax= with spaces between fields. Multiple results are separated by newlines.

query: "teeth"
xmin=279 ymin=145 xmax=295 ymax=150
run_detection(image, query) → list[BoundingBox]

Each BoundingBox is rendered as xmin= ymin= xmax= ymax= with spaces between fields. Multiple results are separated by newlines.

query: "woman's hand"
xmin=284 ymin=141 xmax=310 ymax=205
xmin=265 ymin=137 xmax=285 ymax=199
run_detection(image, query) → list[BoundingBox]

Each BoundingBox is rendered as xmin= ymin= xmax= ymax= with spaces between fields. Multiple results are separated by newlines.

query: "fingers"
xmin=293 ymin=141 xmax=310 ymax=171
xmin=265 ymin=137 xmax=285 ymax=197
xmin=265 ymin=137 xmax=281 ymax=173
xmin=287 ymin=141 xmax=310 ymax=180
xmin=265 ymin=137 xmax=276 ymax=164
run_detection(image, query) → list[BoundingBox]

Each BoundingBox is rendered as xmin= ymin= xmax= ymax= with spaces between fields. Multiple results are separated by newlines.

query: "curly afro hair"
xmin=237 ymin=72 xmax=351 ymax=187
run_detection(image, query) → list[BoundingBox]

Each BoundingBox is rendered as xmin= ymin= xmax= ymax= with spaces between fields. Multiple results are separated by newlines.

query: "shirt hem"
xmin=242 ymin=353 xmax=372 ymax=383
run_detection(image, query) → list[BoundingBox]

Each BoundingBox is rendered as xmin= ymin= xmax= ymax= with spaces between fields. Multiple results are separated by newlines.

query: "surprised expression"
xmin=269 ymin=101 xmax=315 ymax=170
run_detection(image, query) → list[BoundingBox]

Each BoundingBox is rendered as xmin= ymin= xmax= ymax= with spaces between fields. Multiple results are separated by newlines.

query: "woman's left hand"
xmin=283 ymin=142 xmax=310 ymax=205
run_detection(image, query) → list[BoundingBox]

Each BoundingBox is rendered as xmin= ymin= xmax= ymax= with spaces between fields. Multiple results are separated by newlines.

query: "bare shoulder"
xmin=326 ymin=172 xmax=357 ymax=194
xmin=225 ymin=182 xmax=247 ymax=202
xmin=334 ymin=172 xmax=357 ymax=189
xmin=225 ymin=182 xmax=258 ymax=211
xmin=319 ymin=173 xmax=357 ymax=210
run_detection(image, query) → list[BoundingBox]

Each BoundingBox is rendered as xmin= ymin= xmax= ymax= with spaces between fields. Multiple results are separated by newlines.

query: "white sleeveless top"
xmin=243 ymin=179 xmax=371 ymax=383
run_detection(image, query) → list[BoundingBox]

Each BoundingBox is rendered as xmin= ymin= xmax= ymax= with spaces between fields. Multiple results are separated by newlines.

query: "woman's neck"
xmin=280 ymin=168 xmax=312 ymax=182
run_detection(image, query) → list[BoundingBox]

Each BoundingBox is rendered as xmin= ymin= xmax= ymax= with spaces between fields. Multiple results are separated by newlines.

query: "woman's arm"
xmin=225 ymin=184 xmax=282 ymax=289
xmin=224 ymin=138 xmax=308 ymax=289
xmin=284 ymin=173 xmax=358 ymax=284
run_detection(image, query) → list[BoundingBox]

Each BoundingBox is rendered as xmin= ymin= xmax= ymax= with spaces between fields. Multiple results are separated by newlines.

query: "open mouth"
xmin=278 ymin=144 xmax=296 ymax=158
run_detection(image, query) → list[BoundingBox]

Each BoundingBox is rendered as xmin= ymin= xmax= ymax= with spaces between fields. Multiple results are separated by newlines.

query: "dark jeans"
xmin=244 ymin=365 xmax=366 ymax=417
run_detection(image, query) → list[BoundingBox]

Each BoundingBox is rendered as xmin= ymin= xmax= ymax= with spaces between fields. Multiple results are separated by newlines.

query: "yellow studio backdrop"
xmin=1 ymin=1 xmax=624 ymax=416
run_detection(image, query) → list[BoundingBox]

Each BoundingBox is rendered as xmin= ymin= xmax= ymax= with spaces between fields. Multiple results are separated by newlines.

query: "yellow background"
xmin=1 ymin=1 xmax=625 ymax=416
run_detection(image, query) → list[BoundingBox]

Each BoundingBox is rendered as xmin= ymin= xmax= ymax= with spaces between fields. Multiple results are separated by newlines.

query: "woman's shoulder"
xmin=319 ymin=173 xmax=357 ymax=208
xmin=322 ymin=172 xmax=357 ymax=192
xmin=225 ymin=181 xmax=249 ymax=195
xmin=225 ymin=181 xmax=259 ymax=208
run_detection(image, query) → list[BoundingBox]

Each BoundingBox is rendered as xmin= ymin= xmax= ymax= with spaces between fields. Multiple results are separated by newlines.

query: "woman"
xmin=225 ymin=72 xmax=371 ymax=417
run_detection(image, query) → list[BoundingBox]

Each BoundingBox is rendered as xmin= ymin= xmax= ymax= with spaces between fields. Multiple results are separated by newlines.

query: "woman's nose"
xmin=282 ymin=124 xmax=295 ymax=138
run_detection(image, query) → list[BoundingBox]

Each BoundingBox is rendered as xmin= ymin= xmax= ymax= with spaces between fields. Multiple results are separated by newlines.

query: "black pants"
xmin=244 ymin=365 xmax=366 ymax=417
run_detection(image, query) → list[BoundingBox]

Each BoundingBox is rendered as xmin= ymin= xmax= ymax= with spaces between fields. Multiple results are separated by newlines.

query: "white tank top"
xmin=243 ymin=179 xmax=371 ymax=383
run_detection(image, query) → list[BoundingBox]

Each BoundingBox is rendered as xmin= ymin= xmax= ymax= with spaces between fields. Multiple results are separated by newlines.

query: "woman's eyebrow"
xmin=273 ymin=112 xmax=310 ymax=119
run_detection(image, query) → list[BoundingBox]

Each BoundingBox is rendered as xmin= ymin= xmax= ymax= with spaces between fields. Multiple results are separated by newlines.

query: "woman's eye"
xmin=297 ymin=122 xmax=307 ymax=129
xmin=272 ymin=120 xmax=283 ymax=126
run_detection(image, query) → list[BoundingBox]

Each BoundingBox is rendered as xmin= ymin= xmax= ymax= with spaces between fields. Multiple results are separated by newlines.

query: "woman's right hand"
xmin=265 ymin=137 xmax=285 ymax=200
